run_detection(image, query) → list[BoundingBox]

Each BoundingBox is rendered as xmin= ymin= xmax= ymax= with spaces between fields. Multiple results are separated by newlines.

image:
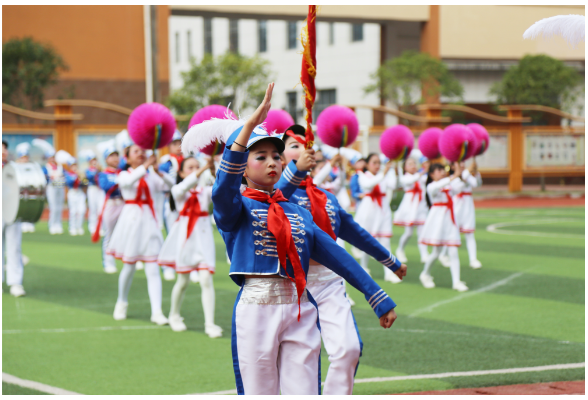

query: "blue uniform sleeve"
xmin=42 ymin=166 xmax=49 ymax=180
xmin=118 ymin=157 xmax=127 ymax=170
xmin=350 ymin=174 xmax=362 ymax=202
xmin=211 ymin=148 xmax=248 ymax=233
xmin=64 ymin=173 xmax=76 ymax=188
xmin=338 ymin=210 xmax=401 ymax=272
xmin=310 ymin=222 xmax=396 ymax=318
xmin=98 ymin=172 xmax=116 ymax=191
xmin=159 ymin=160 xmax=172 ymax=174
xmin=276 ymin=160 xmax=307 ymax=200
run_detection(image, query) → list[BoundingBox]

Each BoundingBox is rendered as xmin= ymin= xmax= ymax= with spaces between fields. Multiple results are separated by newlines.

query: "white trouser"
xmin=46 ymin=185 xmax=65 ymax=230
xmin=67 ymin=189 xmax=87 ymax=232
xmin=2 ymin=221 xmax=23 ymax=286
xmin=87 ymin=185 xmax=105 ymax=233
xmin=233 ymin=278 xmax=321 ymax=395
xmin=308 ymin=275 xmax=362 ymax=395
xmin=101 ymin=199 xmax=124 ymax=270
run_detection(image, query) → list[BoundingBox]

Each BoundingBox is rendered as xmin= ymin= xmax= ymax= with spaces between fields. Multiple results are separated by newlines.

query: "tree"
xmin=3 ymin=37 xmax=68 ymax=110
xmin=364 ymin=50 xmax=463 ymax=109
xmin=167 ymin=51 xmax=273 ymax=129
xmin=489 ymin=54 xmax=584 ymax=115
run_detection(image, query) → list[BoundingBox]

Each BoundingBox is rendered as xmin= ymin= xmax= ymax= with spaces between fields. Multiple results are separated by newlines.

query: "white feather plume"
xmin=115 ymin=129 xmax=133 ymax=153
xmin=55 ymin=150 xmax=73 ymax=165
xmin=15 ymin=142 xmax=30 ymax=156
xmin=181 ymin=117 xmax=245 ymax=156
xmin=78 ymin=149 xmax=96 ymax=161
xmin=31 ymin=138 xmax=55 ymax=157
xmin=96 ymin=139 xmax=115 ymax=158
xmin=523 ymin=14 xmax=585 ymax=46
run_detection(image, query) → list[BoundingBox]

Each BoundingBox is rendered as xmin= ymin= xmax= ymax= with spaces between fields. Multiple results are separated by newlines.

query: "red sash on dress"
xmin=179 ymin=190 xmax=209 ymax=241
xmin=299 ymin=176 xmax=336 ymax=239
xmin=456 ymin=192 xmax=472 ymax=198
xmin=242 ymin=187 xmax=306 ymax=320
xmin=125 ymin=177 xmax=156 ymax=218
xmin=405 ymin=181 xmax=423 ymax=202
xmin=432 ymin=188 xmax=456 ymax=225
xmin=366 ymin=184 xmax=384 ymax=207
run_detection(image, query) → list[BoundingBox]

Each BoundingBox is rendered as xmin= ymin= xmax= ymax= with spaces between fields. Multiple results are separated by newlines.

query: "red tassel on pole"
xmin=300 ymin=5 xmax=317 ymax=149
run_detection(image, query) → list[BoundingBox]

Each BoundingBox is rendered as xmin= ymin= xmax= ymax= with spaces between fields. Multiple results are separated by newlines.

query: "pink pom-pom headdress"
xmin=380 ymin=125 xmax=414 ymax=161
xmin=316 ymin=105 xmax=359 ymax=148
xmin=127 ymin=103 xmax=177 ymax=150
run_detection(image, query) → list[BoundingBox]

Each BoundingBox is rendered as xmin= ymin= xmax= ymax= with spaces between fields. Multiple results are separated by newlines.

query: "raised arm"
xmin=211 ymin=148 xmax=247 ymax=232
xmin=358 ymin=171 xmax=384 ymax=192
xmin=171 ymin=170 xmax=199 ymax=200
xmin=313 ymin=161 xmax=332 ymax=185
xmin=399 ymin=172 xmax=421 ymax=187
xmin=276 ymin=160 xmax=307 ymax=200
xmin=426 ymin=177 xmax=452 ymax=197
xmin=461 ymin=169 xmax=479 ymax=188
xmin=117 ymin=165 xmax=147 ymax=188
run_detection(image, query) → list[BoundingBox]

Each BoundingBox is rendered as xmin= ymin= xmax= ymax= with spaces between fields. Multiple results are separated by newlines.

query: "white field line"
xmin=188 ymin=362 xmax=586 ymax=394
xmin=486 ymin=219 xmax=584 ymax=239
xmin=409 ymin=271 xmax=526 ymax=317
xmin=2 ymin=372 xmax=82 ymax=395
xmin=361 ymin=327 xmax=584 ymax=346
xmin=3 ymin=325 xmax=167 ymax=335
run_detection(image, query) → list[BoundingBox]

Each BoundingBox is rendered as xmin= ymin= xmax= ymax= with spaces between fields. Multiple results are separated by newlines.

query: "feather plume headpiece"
xmin=31 ymin=139 xmax=55 ymax=158
xmin=523 ymin=14 xmax=585 ymax=47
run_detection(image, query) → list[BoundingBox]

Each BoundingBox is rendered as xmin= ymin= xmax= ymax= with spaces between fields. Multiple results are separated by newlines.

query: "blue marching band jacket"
xmin=212 ymin=148 xmax=396 ymax=318
xmin=349 ymin=173 xmax=363 ymax=203
xmin=277 ymin=161 xmax=401 ymax=273
xmin=85 ymin=167 xmax=99 ymax=186
xmin=98 ymin=168 xmax=122 ymax=199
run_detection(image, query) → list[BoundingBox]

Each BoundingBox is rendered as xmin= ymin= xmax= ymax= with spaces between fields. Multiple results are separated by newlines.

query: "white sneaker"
xmin=420 ymin=254 xmax=429 ymax=263
xmin=113 ymin=301 xmax=128 ymax=320
xmin=395 ymin=248 xmax=408 ymax=263
xmin=453 ymin=281 xmax=469 ymax=292
xmin=163 ymin=268 xmax=176 ymax=281
xmin=205 ymin=324 xmax=223 ymax=338
xmin=151 ymin=313 xmax=169 ymax=326
xmin=169 ymin=315 xmax=187 ymax=332
xmin=54 ymin=226 xmax=64 ymax=235
xmin=419 ymin=273 xmax=436 ymax=289
xmin=189 ymin=270 xmax=200 ymax=283
xmin=384 ymin=270 xmax=402 ymax=284
xmin=470 ymin=260 xmax=482 ymax=269
xmin=104 ymin=265 xmax=118 ymax=274
xmin=49 ymin=226 xmax=56 ymax=235
xmin=10 ymin=285 xmax=26 ymax=297
xmin=69 ymin=230 xmax=78 ymax=236
xmin=135 ymin=261 xmax=144 ymax=271
xmin=21 ymin=255 xmax=30 ymax=266
xmin=77 ymin=228 xmax=84 ymax=236
xmin=439 ymin=255 xmax=451 ymax=268
xmin=347 ymin=295 xmax=356 ymax=307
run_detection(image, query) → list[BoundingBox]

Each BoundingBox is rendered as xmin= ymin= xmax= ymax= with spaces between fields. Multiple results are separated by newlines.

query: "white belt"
xmin=306 ymin=264 xmax=339 ymax=285
xmin=240 ymin=277 xmax=309 ymax=305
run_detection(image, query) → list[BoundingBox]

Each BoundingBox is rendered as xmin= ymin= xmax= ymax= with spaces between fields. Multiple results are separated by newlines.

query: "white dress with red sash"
xmin=418 ymin=177 xmax=464 ymax=247
xmin=452 ymin=169 xmax=481 ymax=233
xmin=157 ymin=171 xmax=215 ymax=273
xmin=393 ymin=172 xmax=428 ymax=226
xmin=354 ymin=169 xmax=396 ymax=238
xmin=106 ymin=166 xmax=166 ymax=264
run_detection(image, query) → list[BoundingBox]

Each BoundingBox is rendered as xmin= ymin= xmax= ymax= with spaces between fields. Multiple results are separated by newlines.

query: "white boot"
xmin=113 ymin=301 xmax=128 ymax=320
xmin=419 ymin=273 xmax=435 ymax=289
xmin=22 ymin=254 xmax=30 ymax=266
xmin=189 ymin=270 xmax=200 ymax=283
xmin=205 ymin=323 xmax=223 ymax=338
xmin=169 ymin=315 xmax=187 ymax=332
xmin=453 ymin=281 xmax=469 ymax=292
xmin=135 ymin=261 xmax=144 ymax=271
xmin=10 ymin=285 xmax=26 ymax=297
xmin=470 ymin=260 xmax=482 ymax=269
xmin=395 ymin=248 xmax=408 ymax=263
xmin=439 ymin=255 xmax=451 ymax=268
xmin=104 ymin=265 xmax=118 ymax=274
xmin=151 ymin=312 xmax=169 ymax=326
xmin=77 ymin=228 xmax=84 ymax=236
xmin=384 ymin=269 xmax=402 ymax=284
xmin=163 ymin=268 xmax=176 ymax=281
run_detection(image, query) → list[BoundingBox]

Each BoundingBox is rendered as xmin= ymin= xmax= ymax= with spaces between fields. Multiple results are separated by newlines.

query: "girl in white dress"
xmin=418 ymin=163 xmax=468 ymax=292
xmin=158 ymin=157 xmax=223 ymax=337
xmin=393 ymin=158 xmax=430 ymax=263
xmin=453 ymin=162 xmax=482 ymax=268
xmin=354 ymin=153 xmax=401 ymax=283
xmin=108 ymin=144 xmax=173 ymax=325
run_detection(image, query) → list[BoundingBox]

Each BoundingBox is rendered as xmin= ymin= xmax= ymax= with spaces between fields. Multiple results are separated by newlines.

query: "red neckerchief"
xmin=48 ymin=161 xmax=57 ymax=170
xmin=179 ymin=190 xmax=209 ymax=241
xmin=69 ymin=172 xmax=80 ymax=189
xmin=299 ymin=176 xmax=336 ymax=239
xmin=366 ymin=184 xmax=384 ymax=207
xmin=170 ymin=153 xmax=184 ymax=166
xmin=104 ymin=167 xmax=120 ymax=175
xmin=125 ymin=177 xmax=156 ymax=218
xmin=285 ymin=130 xmax=306 ymax=145
xmin=242 ymin=187 xmax=306 ymax=320
xmin=405 ymin=180 xmax=423 ymax=202
xmin=433 ymin=188 xmax=456 ymax=225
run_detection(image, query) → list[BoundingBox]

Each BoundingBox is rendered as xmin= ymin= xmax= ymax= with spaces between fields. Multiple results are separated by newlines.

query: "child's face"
xmin=128 ymin=145 xmax=146 ymax=167
xmin=366 ymin=156 xmax=381 ymax=175
xmin=70 ymin=163 xmax=78 ymax=172
xmin=106 ymin=153 xmax=120 ymax=168
xmin=89 ymin=159 xmax=98 ymax=168
xmin=169 ymin=140 xmax=182 ymax=155
xmin=179 ymin=158 xmax=199 ymax=179
xmin=354 ymin=160 xmax=366 ymax=171
xmin=2 ymin=145 xmax=8 ymax=163
xmin=282 ymin=135 xmax=305 ymax=165
xmin=431 ymin=168 xmax=446 ymax=181
xmin=405 ymin=158 xmax=417 ymax=174
xmin=244 ymin=141 xmax=282 ymax=188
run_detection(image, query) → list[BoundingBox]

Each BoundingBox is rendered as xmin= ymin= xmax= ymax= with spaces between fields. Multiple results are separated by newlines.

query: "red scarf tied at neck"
xmin=179 ymin=191 xmax=209 ymax=241
xmin=242 ymin=187 xmax=306 ymax=320
xmin=433 ymin=188 xmax=456 ymax=225
xmin=299 ymin=176 xmax=336 ymax=239
xmin=125 ymin=177 xmax=156 ymax=218
xmin=405 ymin=180 xmax=423 ymax=203
xmin=366 ymin=184 xmax=384 ymax=207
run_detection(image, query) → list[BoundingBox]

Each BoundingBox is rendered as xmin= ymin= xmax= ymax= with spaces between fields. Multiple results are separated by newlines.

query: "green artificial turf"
xmin=2 ymin=206 xmax=584 ymax=394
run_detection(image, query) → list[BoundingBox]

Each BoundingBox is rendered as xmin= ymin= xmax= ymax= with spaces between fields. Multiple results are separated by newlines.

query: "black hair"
xmin=282 ymin=124 xmax=306 ymax=145
xmin=425 ymin=163 xmax=446 ymax=208
xmin=2 ymin=141 xmax=8 ymax=149
xmin=123 ymin=146 xmax=132 ymax=171
xmin=169 ymin=156 xmax=195 ymax=212
xmin=363 ymin=153 xmax=379 ymax=172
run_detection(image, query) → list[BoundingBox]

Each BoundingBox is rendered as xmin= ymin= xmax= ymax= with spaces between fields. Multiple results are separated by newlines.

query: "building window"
xmin=351 ymin=23 xmax=363 ymax=42
xmin=287 ymin=21 xmax=297 ymax=49
xmin=204 ymin=18 xmax=212 ymax=55
xmin=187 ymin=31 xmax=193 ymax=60
xmin=175 ymin=32 xmax=180 ymax=63
xmin=229 ymin=19 xmax=239 ymax=53
xmin=258 ymin=20 xmax=267 ymax=53
xmin=313 ymin=89 xmax=336 ymax=121
xmin=329 ymin=22 xmax=334 ymax=45
xmin=286 ymin=91 xmax=298 ymax=121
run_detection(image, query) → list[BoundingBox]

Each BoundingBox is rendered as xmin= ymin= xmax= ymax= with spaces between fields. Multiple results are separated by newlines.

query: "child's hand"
xmin=297 ymin=149 xmax=316 ymax=172
xmin=394 ymin=264 xmax=407 ymax=280
xmin=380 ymin=308 xmax=397 ymax=329
xmin=247 ymin=83 xmax=274 ymax=128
